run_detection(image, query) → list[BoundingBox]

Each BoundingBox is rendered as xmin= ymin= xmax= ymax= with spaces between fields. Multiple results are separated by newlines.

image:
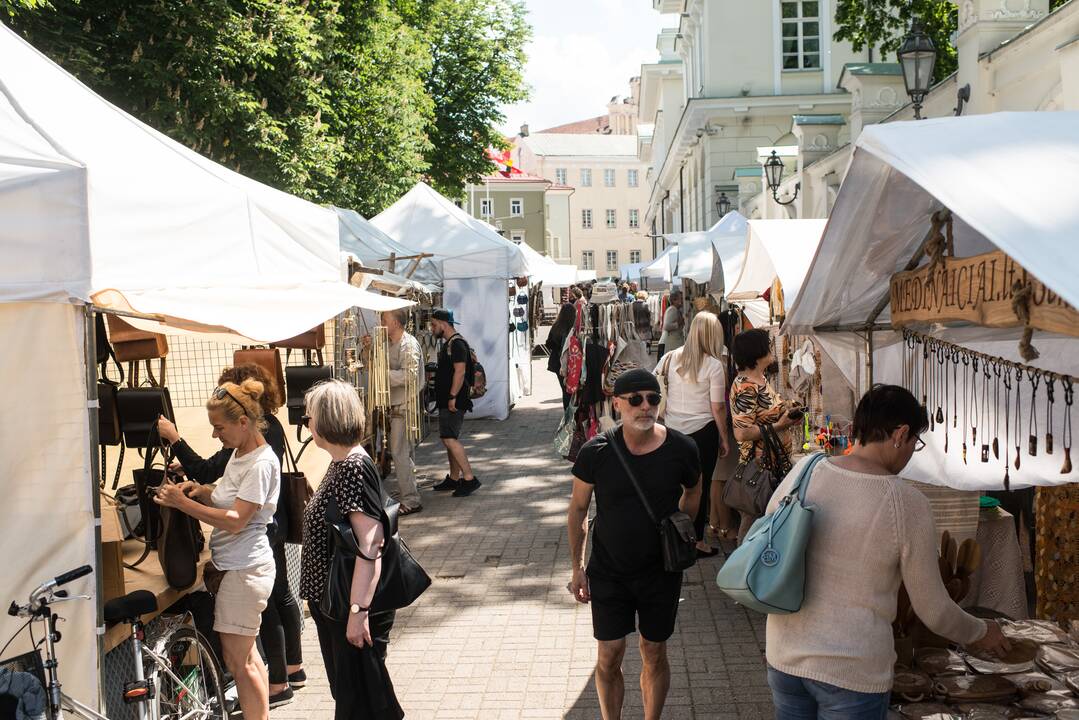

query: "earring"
xmin=894 ymin=443 xmax=900 ymax=449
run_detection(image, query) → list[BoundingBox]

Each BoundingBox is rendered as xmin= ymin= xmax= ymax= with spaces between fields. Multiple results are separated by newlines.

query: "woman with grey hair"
xmin=298 ymin=380 xmax=403 ymax=720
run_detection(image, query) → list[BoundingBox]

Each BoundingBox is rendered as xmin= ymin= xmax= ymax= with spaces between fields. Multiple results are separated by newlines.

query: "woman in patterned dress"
xmin=729 ymin=328 xmax=799 ymax=540
xmin=298 ymin=380 xmax=403 ymax=720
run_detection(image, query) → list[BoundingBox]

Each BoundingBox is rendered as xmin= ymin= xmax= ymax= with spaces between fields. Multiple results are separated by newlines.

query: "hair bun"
xmin=238 ymin=377 xmax=265 ymax=401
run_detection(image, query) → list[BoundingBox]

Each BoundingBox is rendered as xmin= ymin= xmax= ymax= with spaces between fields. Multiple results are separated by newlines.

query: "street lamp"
xmin=763 ymin=151 xmax=799 ymax=206
xmin=897 ymin=19 xmax=937 ymax=120
xmin=715 ymin=188 xmax=731 ymax=218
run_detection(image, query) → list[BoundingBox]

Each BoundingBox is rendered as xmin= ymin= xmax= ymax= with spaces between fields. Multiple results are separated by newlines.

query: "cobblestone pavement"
xmin=272 ymin=359 xmax=774 ymax=720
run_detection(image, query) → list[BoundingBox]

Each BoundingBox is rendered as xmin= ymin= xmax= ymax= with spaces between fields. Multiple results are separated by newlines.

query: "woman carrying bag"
xmin=546 ymin=303 xmax=577 ymax=410
xmin=299 ymin=380 xmax=404 ymax=720
xmin=763 ymin=385 xmax=1010 ymax=719
xmin=654 ymin=311 xmax=731 ymax=557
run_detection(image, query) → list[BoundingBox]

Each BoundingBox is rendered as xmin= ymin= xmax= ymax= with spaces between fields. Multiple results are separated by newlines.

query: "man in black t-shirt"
xmin=567 ymin=368 xmax=701 ymax=720
xmin=428 ymin=308 xmax=480 ymax=497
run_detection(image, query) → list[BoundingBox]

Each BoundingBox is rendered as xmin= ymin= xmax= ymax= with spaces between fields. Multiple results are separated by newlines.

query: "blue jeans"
xmin=768 ymin=667 xmax=890 ymax=720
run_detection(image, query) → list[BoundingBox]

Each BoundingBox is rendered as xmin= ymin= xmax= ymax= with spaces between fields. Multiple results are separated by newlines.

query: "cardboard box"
xmin=100 ymin=499 xmax=125 ymax=602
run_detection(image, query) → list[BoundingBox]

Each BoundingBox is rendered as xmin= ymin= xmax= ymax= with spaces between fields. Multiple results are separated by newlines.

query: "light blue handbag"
xmin=716 ymin=452 xmax=827 ymax=614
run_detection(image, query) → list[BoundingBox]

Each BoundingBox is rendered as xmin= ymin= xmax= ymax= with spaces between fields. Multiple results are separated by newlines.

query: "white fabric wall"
xmin=0 ymin=303 xmax=97 ymax=706
xmin=444 ymin=278 xmax=511 ymax=420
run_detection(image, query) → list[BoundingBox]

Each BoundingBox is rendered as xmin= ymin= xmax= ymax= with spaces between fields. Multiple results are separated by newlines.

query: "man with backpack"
xmin=429 ymin=308 xmax=481 ymax=497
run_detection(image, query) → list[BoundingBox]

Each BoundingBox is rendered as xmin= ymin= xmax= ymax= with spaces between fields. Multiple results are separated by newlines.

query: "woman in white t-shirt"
xmin=655 ymin=311 xmax=731 ymax=557
xmin=155 ymin=379 xmax=280 ymax=720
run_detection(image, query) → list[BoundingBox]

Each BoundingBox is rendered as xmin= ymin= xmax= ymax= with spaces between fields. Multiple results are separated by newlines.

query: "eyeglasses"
xmin=913 ymin=436 xmax=926 ymax=452
xmin=620 ymin=392 xmax=662 ymax=407
xmin=212 ymin=386 xmax=245 ymax=412
xmin=301 ymin=414 xmax=311 ymax=428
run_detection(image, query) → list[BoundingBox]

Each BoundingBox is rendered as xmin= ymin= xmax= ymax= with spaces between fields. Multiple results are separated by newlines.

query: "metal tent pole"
xmin=82 ymin=304 xmax=106 ymax=710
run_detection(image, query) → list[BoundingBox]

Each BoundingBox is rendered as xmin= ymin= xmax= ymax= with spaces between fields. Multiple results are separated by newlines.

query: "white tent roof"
xmin=515 ymin=241 xmax=579 ymax=287
xmin=370 ymin=182 xmax=531 ymax=280
xmin=336 ymin=207 xmax=441 ymax=287
xmin=643 ymin=212 xmax=749 ymax=289
xmin=641 ymin=245 xmax=677 ymax=281
xmin=0 ymin=24 xmax=406 ymax=342
xmin=787 ymin=112 xmax=1079 ymax=335
xmin=729 ymin=219 xmax=825 ymax=307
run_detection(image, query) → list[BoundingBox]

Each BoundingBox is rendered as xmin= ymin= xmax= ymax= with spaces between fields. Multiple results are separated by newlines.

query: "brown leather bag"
xmin=272 ymin=324 xmax=325 ymax=350
xmin=106 ymin=315 xmax=169 ymax=362
xmin=282 ymin=441 xmax=314 ymax=545
xmin=233 ymin=348 xmax=285 ymax=407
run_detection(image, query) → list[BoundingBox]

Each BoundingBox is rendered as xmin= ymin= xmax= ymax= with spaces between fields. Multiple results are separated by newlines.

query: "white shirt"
xmin=658 ymin=306 xmax=684 ymax=350
xmin=209 ymin=444 xmax=280 ymax=570
xmin=655 ymin=348 xmax=726 ymax=434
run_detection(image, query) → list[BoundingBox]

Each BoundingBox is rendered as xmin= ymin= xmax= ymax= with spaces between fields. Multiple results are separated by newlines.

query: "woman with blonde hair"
xmin=654 ymin=311 xmax=731 ymax=557
xmin=154 ymin=379 xmax=281 ymax=720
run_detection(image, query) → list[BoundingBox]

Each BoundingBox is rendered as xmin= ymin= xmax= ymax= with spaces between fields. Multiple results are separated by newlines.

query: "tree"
xmin=833 ymin=0 xmax=1068 ymax=83
xmin=396 ymin=0 xmax=531 ymax=196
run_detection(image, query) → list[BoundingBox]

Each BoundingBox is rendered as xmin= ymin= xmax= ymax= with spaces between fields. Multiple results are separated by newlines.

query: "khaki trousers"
xmin=389 ymin=406 xmax=419 ymax=508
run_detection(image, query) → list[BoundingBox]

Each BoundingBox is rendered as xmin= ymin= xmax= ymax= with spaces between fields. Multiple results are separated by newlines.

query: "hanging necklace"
xmin=1014 ymin=368 xmax=1024 ymax=470
xmin=981 ymin=359 xmax=991 ymax=463
xmin=921 ymin=340 xmax=930 ymax=417
xmin=1062 ymin=377 xmax=1073 ymax=474
xmin=1003 ymin=369 xmax=1012 ymax=490
xmin=935 ymin=345 xmax=946 ymax=426
xmin=961 ymin=354 xmax=970 ymax=465
xmin=1045 ymin=376 xmax=1055 ymax=455
xmin=1028 ymin=370 xmax=1041 ymax=457
xmin=971 ymin=356 xmax=980 ymax=448
xmin=992 ymin=362 xmax=1001 ymax=460
xmin=952 ymin=349 xmax=960 ymax=430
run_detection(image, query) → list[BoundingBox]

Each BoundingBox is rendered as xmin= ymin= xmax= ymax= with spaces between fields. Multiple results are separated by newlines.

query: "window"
xmin=580 ymin=168 xmax=592 ymax=187
xmin=603 ymin=169 xmax=616 ymax=187
xmin=510 ymin=198 xmax=523 ymax=217
xmin=581 ymin=209 xmax=593 ymax=229
xmin=629 ymin=209 xmax=640 ymax=228
xmin=582 ymin=251 xmax=594 ymax=270
xmin=781 ymin=1 xmax=820 ymax=70
xmin=627 ymin=169 xmax=639 ymax=187
xmin=555 ymin=168 xmax=567 ymax=185
xmin=606 ymin=209 xmax=616 ymax=229
xmin=510 ymin=230 xmax=525 ymax=244
xmin=480 ymin=198 xmax=493 ymax=217
xmin=606 ymin=250 xmax=618 ymax=271
xmin=630 ymin=250 xmax=641 ymax=264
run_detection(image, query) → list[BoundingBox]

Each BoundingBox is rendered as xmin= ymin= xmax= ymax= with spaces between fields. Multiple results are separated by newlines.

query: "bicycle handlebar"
xmin=54 ymin=566 xmax=92 ymax=587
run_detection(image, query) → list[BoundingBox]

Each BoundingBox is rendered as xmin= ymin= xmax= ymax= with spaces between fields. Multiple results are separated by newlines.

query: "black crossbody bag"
xmin=604 ymin=430 xmax=697 ymax=572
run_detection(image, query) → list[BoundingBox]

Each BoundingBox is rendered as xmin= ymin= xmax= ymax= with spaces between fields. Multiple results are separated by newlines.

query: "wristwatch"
xmin=349 ymin=603 xmax=369 ymax=615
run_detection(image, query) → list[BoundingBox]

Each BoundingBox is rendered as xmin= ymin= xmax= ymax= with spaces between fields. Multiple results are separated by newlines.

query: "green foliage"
xmin=3 ymin=0 xmax=531 ymax=214
xmin=834 ymin=0 xmax=1070 ymax=83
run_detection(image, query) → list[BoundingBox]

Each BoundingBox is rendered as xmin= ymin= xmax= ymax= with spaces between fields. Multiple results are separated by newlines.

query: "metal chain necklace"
xmin=1028 ymin=370 xmax=1041 ymax=457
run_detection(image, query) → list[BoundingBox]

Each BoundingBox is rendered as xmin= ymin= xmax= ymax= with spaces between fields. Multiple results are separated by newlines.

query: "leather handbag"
xmin=285 ymin=364 xmax=334 ymax=427
xmin=716 ymin=453 xmax=827 ymax=614
xmin=106 ymin=314 xmax=169 ymax=362
xmin=320 ymin=469 xmax=431 ymax=621
xmin=157 ymin=496 xmax=205 ymax=590
xmin=233 ymin=348 xmax=285 ymax=407
xmin=604 ymin=429 xmax=697 ymax=573
xmin=116 ymin=386 xmax=175 ymax=449
xmin=724 ymin=423 xmax=788 ymax=518
xmin=98 ymin=380 xmax=122 ymax=446
xmin=272 ymin=324 xmax=326 ymax=350
xmin=282 ymin=441 xmax=314 ymax=545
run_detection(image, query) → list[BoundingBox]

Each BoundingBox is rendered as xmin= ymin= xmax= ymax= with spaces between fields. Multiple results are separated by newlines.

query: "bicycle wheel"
xmin=151 ymin=626 xmax=227 ymax=720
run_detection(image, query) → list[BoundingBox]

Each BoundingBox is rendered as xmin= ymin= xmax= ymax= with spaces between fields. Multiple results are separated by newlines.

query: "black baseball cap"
xmin=432 ymin=308 xmax=458 ymax=325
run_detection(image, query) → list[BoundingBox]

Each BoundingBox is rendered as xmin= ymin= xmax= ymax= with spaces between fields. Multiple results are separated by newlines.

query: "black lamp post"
xmin=715 ymin=189 xmax=731 ymax=218
xmin=897 ymin=19 xmax=937 ymax=120
xmin=763 ymin=150 xmax=799 ymax=206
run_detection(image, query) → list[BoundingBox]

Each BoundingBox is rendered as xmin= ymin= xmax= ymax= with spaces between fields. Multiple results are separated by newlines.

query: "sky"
xmin=499 ymin=0 xmax=677 ymax=136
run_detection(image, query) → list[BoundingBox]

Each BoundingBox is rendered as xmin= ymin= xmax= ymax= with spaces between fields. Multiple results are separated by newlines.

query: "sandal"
xmin=399 ymin=504 xmax=423 ymax=516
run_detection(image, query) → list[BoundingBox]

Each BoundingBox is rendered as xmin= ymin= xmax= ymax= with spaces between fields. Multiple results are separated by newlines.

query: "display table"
xmin=962 ymin=507 xmax=1028 ymax=620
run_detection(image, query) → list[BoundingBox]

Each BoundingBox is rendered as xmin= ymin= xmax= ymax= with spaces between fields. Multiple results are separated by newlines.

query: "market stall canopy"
xmin=729 ymin=219 xmax=825 ymax=308
xmin=515 ymin=241 xmax=578 ymax=287
xmin=576 ymin=269 xmax=598 ymax=282
xmin=620 ymin=263 xmax=645 ymax=282
xmin=641 ymin=245 xmax=677 ymax=282
xmin=660 ymin=211 xmax=749 ymax=287
xmin=787 ymin=112 xmax=1079 ymax=336
xmin=336 ymin=207 xmax=441 ymax=288
xmin=370 ymin=182 xmax=532 ymax=280
xmin=0 ymin=25 xmax=408 ymax=342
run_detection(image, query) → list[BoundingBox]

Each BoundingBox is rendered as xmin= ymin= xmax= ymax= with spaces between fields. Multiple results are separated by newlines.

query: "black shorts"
xmin=588 ymin=571 xmax=682 ymax=642
xmin=438 ymin=409 xmax=466 ymax=439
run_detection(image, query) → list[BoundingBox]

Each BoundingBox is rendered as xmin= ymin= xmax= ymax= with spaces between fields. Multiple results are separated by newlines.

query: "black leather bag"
xmin=320 ymin=470 xmax=431 ymax=621
xmin=285 ymin=364 xmax=334 ymax=427
xmin=117 ymin=386 xmax=175 ymax=448
xmin=98 ymin=380 xmax=122 ymax=446
xmin=604 ymin=430 xmax=697 ymax=573
xmin=724 ymin=423 xmax=791 ymax=518
xmin=158 ymin=502 xmax=204 ymax=590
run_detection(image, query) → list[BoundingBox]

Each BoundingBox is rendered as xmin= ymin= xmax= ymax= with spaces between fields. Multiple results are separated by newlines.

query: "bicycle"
xmin=4 ymin=565 xmax=226 ymax=720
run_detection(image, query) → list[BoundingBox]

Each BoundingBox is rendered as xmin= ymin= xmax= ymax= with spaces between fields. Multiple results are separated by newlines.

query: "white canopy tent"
xmin=727 ymin=219 xmax=825 ymax=327
xmin=666 ymin=211 xmax=749 ymax=289
xmin=515 ymin=240 xmax=579 ymax=288
xmin=336 ymin=207 xmax=441 ymax=290
xmin=786 ymin=112 xmax=1079 ymax=490
xmin=372 ymin=182 xmax=534 ymax=419
xmin=641 ymin=244 xmax=677 ymax=283
xmin=0 ymin=23 xmax=410 ymax=706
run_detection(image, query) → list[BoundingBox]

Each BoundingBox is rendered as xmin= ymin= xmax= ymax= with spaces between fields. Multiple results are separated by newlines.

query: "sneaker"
xmin=432 ymin=476 xmax=458 ymax=491
xmin=269 ymin=687 xmax=294 ymax=709
xmin=287 ymin=669 xmax=306 ymax=689
xmin=452 ymin=478 xmax=482 ymax=497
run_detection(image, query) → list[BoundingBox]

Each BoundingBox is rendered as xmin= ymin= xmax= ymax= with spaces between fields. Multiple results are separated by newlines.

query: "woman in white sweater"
xmin=764 ymin=384 xmax=1009 ymax=719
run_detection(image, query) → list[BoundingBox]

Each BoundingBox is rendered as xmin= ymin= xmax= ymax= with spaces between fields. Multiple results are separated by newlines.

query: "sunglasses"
xmin=301 ymin=414 xmax=311 ymax=428
xmin=212 ymin=386 xmax=245 ymax=412
xmin=620 ymin=392 xmax=662 ymax=407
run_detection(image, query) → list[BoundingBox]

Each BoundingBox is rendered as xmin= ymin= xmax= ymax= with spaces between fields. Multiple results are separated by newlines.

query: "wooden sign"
xmin=890 ymin=250 xmax=1079 ymax=337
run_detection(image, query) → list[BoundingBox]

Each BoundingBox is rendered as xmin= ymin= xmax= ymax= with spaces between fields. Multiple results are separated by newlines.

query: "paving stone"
xmin=271 ymin=359 xmax=774 ymax=719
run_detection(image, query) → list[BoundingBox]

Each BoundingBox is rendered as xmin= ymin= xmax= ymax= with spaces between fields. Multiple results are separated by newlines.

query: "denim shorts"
xmin=767 ymin=666 xmax=889 ymax=720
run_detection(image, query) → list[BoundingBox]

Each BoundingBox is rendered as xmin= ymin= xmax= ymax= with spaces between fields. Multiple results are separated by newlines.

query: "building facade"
xmin=638 ymin=0 xmax=868 ymax=240
xmin=462 ymin=174 xmax=550 ymax=253
xmin=746 ymin=0 xmax=1079 ymax=219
